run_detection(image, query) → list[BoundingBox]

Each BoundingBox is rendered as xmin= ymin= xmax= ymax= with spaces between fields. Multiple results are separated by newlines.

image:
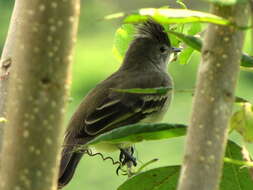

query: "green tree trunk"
xmin=177 ymin=2 xmax=249 ymax=190
xmin=0 ymin=1 xmax=80 ymax=189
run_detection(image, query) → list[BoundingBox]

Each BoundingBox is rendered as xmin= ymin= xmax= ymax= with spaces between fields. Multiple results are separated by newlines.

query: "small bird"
xmin=58 ymin=19 xmax=180 ymax=188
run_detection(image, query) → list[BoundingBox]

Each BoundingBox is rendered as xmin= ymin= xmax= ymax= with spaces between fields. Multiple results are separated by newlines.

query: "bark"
xmin=177 ymin=2 xmax=249 ymax=190
xmin=0 ymin=0 xmax=22 ymax=155
xmin=0 ymin=1 xmax=80 ymax=190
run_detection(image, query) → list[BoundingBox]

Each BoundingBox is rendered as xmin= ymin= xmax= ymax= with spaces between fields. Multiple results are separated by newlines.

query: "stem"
xmin=136 ymin=158 xmax=159 ymax=173
xmin=223 ymin=157 xmax=253 ymax=167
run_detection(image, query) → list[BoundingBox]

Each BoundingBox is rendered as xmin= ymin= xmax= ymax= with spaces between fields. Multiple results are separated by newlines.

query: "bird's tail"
xmin=58 ymin=145 xmax=84 ymax=189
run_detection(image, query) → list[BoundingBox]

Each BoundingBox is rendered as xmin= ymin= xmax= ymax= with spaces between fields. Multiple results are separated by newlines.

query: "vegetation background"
xmin=0 ymin=0 xmax=252 ymax=189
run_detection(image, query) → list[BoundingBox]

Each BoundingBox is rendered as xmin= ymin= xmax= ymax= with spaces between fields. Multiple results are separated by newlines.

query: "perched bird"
xmin=58 ymin=19 xmax=180 ymax=188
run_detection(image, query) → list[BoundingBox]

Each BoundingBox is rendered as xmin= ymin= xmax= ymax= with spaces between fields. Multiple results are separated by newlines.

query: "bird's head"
xmin=122 ymin=19 xmax=180 ymax=71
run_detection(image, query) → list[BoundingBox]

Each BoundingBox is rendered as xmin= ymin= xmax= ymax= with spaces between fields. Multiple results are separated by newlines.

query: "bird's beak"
xmin=171 ymin=47 xmax=182 ymax=53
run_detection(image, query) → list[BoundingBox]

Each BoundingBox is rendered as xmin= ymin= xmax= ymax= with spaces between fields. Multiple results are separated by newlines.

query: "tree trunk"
xmin=0 ymin=1 xmax=80 ymax=190
xmin=0 ymin=0 xmax=22 ymax=155
xmin=177 ymin=2 xmax=249 ymax=190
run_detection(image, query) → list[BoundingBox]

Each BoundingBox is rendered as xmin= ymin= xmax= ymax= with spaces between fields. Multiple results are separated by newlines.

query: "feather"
xmin=135 ymin=19 xmax=170 ymax=45
xmin=84 ymin=94 xmax=169 ymax=135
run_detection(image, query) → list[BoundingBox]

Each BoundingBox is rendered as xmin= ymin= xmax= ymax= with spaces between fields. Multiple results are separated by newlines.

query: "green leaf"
xmin=241 ymin=54 xmax=253 ymax=68
xmin=105 ymin=8 xmax=232 ymax=26
xmin=221 ymin=141 xmax=253 ymax=189
xmin=112 ymin=24 xmax=135 ymax=62
xmin=178 ymin=47 xmax=194 ymax=64
xmin=117 ymin=141 xmax=253 ymax=190
xmin=204 ymin=0 xmax=248 ymax=6
xmin=118 ymin=166 xmax=180 ymax=190
xmin=230 ymin=103 xmax=253 ymax=142
xmin=187 ymin=23 xmax=202 ymax=35
xmin=112 ymin=21 xmax=252 ymax=68
xmin=235 ymin=96 xmax=251 ymax=104
xmin=87 ymin=123 xmax=187 ymax=147
xmin=111 ymin=87 xmax=173 ymax=95
xmin=167 ymin=25 xmax=184 ymax=47
xmin=168 ymin=30 xmax=253 ymax=69
xmin=168 ymin=30 xmax=202 ymax=51
xmin=174 ymin=23 xmax=201 ymax=65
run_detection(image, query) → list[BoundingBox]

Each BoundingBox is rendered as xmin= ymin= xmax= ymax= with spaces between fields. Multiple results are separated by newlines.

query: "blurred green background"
xmin=0 ymin=0 xmax=252 ymax=190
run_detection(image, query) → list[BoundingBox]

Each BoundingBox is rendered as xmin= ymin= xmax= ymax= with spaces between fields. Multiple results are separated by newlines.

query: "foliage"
xmin=117 ymin=141 xmax=253 ymax=190
xmin=112 ymin=11 xmax=252 ymax=68
xmin=167 ymin=30 xmax=253 ymax=69
xmin=105 ymin=8 xmax=232 ymax=25
xmin=112 ymin=24 xmax=135 ymax=62
xmin=118 ymin=166 xmax=180 ymax=190
xmin=88 ymin=120 xmax=253 ymax=190
xmin=86 ymin=123 xmax=186 ymax=147
xmin=106 ymin=2 xmax=253 ymax=189
xmin=230 ymin=102 xmax=253 ymax=142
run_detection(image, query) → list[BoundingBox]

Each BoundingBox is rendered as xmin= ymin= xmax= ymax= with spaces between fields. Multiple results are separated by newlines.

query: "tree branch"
xmin=177 ymin=2 xmax=249 ymax=190
xmin=0 ymin=0 xmax=80 ymax=189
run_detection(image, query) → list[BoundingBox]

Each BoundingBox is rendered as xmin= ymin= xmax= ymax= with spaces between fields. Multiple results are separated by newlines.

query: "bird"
xmin=58 ymin=19 xmax=180 ymax=189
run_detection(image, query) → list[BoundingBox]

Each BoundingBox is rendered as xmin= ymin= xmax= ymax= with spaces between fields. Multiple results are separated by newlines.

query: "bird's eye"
xmin=159 ymin=46 xmax=167 ymax=54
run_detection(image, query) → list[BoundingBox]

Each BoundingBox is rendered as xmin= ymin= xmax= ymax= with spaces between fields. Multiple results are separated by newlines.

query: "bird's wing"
xmin=84 ymin=92 xmax=169 ymax=135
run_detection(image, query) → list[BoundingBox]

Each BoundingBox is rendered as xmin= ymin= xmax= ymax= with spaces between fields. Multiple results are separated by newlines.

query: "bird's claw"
xmin=119 ymin=148 xmax=137 ymax=166
xmin=116 ymin=147 xmax=137 ymax=176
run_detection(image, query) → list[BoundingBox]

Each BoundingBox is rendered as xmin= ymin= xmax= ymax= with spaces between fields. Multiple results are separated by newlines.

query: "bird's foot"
xmin=116 ymin=147 xmax=137 ymax=176
xmin=119 ymin=147 xmax=137 ymax=166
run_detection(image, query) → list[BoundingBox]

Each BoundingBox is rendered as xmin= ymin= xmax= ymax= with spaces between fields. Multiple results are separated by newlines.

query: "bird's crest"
xmin=135 ymin=19 xmax=170 ymax=46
